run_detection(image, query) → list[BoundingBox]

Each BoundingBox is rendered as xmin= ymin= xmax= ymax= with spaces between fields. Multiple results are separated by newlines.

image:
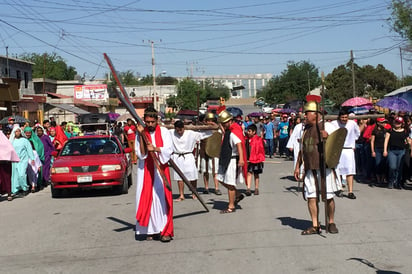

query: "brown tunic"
xmin=302 ymin=124 xmax=323 ymax=172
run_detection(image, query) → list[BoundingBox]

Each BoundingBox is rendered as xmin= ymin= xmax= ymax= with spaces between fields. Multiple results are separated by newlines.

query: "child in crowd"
xmin=245 ymin=124 xmax=265 ymax=196
xmin=27 ymin=140 xmax=42 ymax=193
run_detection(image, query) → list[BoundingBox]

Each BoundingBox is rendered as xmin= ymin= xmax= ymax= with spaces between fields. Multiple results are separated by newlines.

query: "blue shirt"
xmin=263 ymin=122 xmax=275 ymax=139
xmin=278 ymin=121 xmax=289 ymax=139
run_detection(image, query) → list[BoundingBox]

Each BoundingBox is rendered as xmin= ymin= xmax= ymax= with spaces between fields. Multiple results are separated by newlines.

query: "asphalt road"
xmin=0 ymin=157 xmax=411 ymax=274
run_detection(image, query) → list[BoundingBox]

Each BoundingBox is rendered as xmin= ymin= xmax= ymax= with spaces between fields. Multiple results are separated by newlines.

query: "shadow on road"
xmin=276 ymin=216 xmax=312 ymax=231
xmin=280 ymin=175 xmax=296 ymax=182
xmin=107 ymin=216 xmax=134 ymax=232
xmin=347 ymin=258 xmax=401 ymax=274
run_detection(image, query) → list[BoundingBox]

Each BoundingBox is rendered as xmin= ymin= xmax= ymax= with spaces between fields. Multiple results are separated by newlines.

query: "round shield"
xmin=325 ymin=127 xmax=347 ymax=168
xmin=205 ymin=131 xmax=222 ymax=157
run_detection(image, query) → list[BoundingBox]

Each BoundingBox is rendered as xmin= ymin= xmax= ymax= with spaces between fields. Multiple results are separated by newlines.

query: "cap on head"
xmin=376 ymin=117 xmax=387 ymax=123
xmin=395 ymin=116 xmax=404 ymax=124
xmin=218 ymin=110 xmax=233 ymax=123
xmin=303 ymin=101 xmax=320 ymax=113
xmin=8 ymin=117 xmax=14 ymax=121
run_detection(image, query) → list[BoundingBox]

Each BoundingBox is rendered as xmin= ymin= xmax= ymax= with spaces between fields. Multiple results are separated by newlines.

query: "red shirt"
xmin=247 ymin=135 xmax=265 ymax=163
xmin=124 ymin=124 xmax=136 ymax=141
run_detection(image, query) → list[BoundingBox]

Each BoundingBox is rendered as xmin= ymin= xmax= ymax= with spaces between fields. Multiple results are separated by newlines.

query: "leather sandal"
xmin=234 ymin=194 xmax=244 ymax=205
xmin=160 ymin=235 xmax=172 ymax=242
xmin=220 ymin=208 xmax=236 ymax=214
xmin=301 ymin=226 xmax=320 ymax=235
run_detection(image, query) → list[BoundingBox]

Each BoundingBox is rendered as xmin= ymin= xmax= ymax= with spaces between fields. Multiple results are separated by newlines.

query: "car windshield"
xmin=60 ymin=137 xmax=120 ymax=156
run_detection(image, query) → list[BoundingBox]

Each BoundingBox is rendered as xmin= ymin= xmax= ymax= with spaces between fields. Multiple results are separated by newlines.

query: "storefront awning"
xmin=47 ymin=103 xmax=90 ymax=115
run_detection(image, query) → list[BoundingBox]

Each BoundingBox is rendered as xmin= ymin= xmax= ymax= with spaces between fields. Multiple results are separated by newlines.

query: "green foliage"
xmin=174 ymin=78 xmax=204 ymax=110
xmin=390 ymin=0 xmax=412 ymax=41
xmin=325 ymin=62 xmax=398 ymax=105
xmin=138 ymin=74 xmax=153 ymax=86
xmin=403 ymin=75 xmax=412 ymax=85
xmin=19 ymin=52 xmax=77 ymax=80
xmin=119 ymin=70 xmax=140 ymax=85
xmin=260 ymin=61 xmax=320 ymax=104
xmin=203 ymin=79 xmax=230 ymax=100
xmin=157 ymin=76 xmax=178 ymax=85
xmin=167 ymin=78 xmax=229 ymax=110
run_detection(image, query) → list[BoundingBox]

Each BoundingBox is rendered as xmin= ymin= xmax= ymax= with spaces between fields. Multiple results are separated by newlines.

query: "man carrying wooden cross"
xmin=135 ymin=106 xmax=174 ymax=242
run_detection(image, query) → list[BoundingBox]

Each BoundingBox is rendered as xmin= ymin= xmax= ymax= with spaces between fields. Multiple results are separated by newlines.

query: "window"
xmin=24 ymin=72 xmax=28 ymax=88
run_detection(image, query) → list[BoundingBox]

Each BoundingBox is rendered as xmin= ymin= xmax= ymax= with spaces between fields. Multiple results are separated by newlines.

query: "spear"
xmin=103 ymin=53 xmax=209 ymax=212
xmin=320 ymin=71 xmax=328 ymax=233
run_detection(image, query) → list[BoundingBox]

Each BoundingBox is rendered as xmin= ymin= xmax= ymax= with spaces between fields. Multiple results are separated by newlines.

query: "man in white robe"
xmin=330 ymin=109 xmax=360 ymax=199
xmin=135 ymin=107 xmax=174 ymax=242
xmin=287 ymin=120 xmax=305 ymax=178
xmin=170 ymin=120 xmax=213 ymax=201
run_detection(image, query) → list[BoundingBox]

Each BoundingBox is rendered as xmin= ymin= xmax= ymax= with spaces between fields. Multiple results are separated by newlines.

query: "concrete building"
xmin=178 ymin=73 xmax=273 ymax=99
xmin=0 ymin=55 xmax=45 ymax=122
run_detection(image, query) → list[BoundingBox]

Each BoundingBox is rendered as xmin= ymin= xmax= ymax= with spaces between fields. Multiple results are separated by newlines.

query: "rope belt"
xmin=173 ymin=152 xmax=192 ymax=159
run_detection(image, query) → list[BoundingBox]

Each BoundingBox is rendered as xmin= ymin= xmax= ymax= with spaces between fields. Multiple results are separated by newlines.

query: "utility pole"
xmin=5 ymin=46 xmax=9 ymax=77
xmin=150 ymin=41 xmax=157 ymax=110
xmin=350 ymin=50 xmax=356 ymax=97
xmin=400 ymin=47 xmax=405 ymax=86
xmin=43 ymin=53 xmax=46 ymax=94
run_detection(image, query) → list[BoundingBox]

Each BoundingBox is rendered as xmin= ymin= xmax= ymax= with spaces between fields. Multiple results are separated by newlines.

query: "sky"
xmin=0 ymin=0 xmax=409 ymax=81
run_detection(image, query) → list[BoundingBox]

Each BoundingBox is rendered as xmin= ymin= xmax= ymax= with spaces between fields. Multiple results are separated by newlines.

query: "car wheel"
xmin=51 ymin=184 xmax=62 ymax=198
xmin=128 ymin=173 xmax=133 ymax=187
xmin=115 ymin=176 xmax=129 ymax=195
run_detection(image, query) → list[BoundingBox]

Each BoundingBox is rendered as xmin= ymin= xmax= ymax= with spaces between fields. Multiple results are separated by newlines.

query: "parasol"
xmin=226 ymin=107 xmax=243 ymax=118
xmin=376 ymin=97 xmax=412 ymax=112
xmin=116 ymin=113 xmax=134 ymax=122
xmin=248 ymin=112 xmax=265 ymax=118
xmin=341 ymin=97 xmax=371 ymax=107
xmin=0 ymin=115 xmax=30 ymax=124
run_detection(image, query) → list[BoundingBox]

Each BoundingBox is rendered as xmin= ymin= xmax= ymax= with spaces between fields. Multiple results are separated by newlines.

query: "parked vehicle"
xmin=254 ymin=97 xmax=265 ymax=107
xmin=50 ymin=135 xmax=132 ymax=198
xmin=206 ymin=99 xmax=220 ymax=113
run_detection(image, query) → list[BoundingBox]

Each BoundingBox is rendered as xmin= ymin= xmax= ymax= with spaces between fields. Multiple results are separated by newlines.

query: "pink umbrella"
xmin=341 ymin=97 xmax=371 ymax=107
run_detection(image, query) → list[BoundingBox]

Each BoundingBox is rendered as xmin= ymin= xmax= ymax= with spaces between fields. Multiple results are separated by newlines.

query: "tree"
xmin=166 ymin=78 xmax=230 ymax=110
xmin=390 ymin=1 xmax=412 ymax=42
xmin=260 ymin=61 xmax=320 ymax=104
xmin=325 ymin=62 xmax=398 ymax=105
xmin=203 ymin=79 xmax=230 ymax=101
xmin=390 ymin=1 xmax=412 ymax=62
xmin=174 ymin=78 xmax=204 ymax=110
xmin=157 ymin=76 xmax=178 ymax=85
xmin=119 ymin=70 xmax=140 ymax=85
xmin=403 ymin=75 xmax=412 ymax=85
xmin=325 ymin=63 xmax=363 ymax=105
xmin=19 ymin=52 xmax=77 ymax=80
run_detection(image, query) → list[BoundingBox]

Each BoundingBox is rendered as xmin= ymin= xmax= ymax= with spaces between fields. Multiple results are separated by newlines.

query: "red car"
xmin=50 ymin=135 xmax=133 ymax=198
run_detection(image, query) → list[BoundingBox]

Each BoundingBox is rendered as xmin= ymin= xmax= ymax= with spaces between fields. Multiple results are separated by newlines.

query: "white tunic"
xmin=169 ymin=129 xmax=212 ymax=181
xmin=135 ymin=127 xmax=173 ymax=235
xmin=330 ymin=119 xmax=360 ymax=176
xmin=287 ymin=123 xmax=304 ymax=171
xmin=216 ymin=132 xmax=243 ymax=186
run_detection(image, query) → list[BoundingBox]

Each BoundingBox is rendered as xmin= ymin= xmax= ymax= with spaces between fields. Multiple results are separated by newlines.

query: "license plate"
xmin=77 ymin=175 xmax=92 ymax=183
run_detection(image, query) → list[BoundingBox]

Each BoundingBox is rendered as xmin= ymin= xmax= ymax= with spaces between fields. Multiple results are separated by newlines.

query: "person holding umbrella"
xmin=7 ymin=117 xmax=15 ymax=130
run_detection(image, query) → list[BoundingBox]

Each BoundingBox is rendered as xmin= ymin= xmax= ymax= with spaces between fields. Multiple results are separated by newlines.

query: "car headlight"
xmin=101 ymin=165 xmax=122 ymax=172
xmin=51 ymin=167 xmax=70 ymax=174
